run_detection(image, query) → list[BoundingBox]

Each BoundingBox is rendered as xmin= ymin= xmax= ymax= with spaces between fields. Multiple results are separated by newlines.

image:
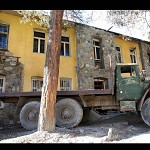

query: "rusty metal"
xmin=0 ymin=89 xmax=113 ymax=98
xmin=79 ymin=95 xmax=87 ymax=107
xmin=58 ymin=89 xmax=113 ymax=96
xmin=120 ymin=101 xmax=136 ymax=112
xmin=101 ymin=105 xmax=120 ymax=110
xmin=0 ymin=91 xmax=42 ymax=98
xmin=82 ymin=95 xmax=118 ymax=108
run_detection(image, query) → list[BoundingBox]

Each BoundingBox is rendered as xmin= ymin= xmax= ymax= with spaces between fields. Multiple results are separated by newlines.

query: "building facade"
xmin=0 ymin=10 xmax=150 ymax=94
xmin=0 ymin=10 xmax=78 ymax=93
xmin=1 ymin=10 xmax=150 ymax=126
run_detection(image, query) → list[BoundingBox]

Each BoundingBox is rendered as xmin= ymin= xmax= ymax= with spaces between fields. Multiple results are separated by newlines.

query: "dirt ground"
xmin=0 ymin=110 xmax=150 ymax=143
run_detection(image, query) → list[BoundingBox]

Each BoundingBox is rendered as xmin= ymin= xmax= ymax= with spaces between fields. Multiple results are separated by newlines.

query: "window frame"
xmin=94 ymin=78 xmax=107 ymax=90
xmin=60 ymin=77 xmax=72 ymax=91
xmin=130 ymin=47 xmax=137 ymax=64
xmin=116 ymin=46 xmax=123 ymax=63
xmin=93 ymin=38 xmax=101 ymax=60
xmin=147 ymin=53 xmax=150 ymax=66
xmin=60 ymin=35 xmax=70 ymax=57
xmin=0 ymin=23 xmax=9 ymax=50
xmin=33 ymin=30 xmax=46 ymax=54
xmin=31 ymin=76 xmax=43 ymax=92
xmin=0 ymin=76 xmax=5 ymax=93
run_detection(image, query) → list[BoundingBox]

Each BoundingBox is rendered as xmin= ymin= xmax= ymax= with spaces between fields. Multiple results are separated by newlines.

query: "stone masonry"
xmin=0 ymin=50 xmax=24 ymax=126
xmin=139 ymin=41 xmax=150 ymax=79
xmin=75 ymin=23 xmax=116 ymax=90
xmin=0 ymin=50 xmax=23 ymax=92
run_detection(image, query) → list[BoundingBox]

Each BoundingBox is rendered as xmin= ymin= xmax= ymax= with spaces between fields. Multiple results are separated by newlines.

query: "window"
xmin=93 ymin=39 xmax=101 ymax=67
xmin=147 ymin=53 xmax=150 ymax=66
xmin=0 ymin=24 xmax=8 ymax=50
xmin=130 ymin=47 xmax=137 ymax=63
xmin=121 ymin=66 xmax=137 ymax=77
xmin=94 ymin=78 xmax=108 ymax=89
xmin=60 ymin=36 xmax=70 ymax=56
xmin=33 ymin=31 xmax=46 ymax=53
xmin=32 ymin=77 xmax=43 ymax=92
xmin=60 ymin=78 xmax=72 ymax=91
xmin=116 ymin=46 xmax=122 ymax=63
xmin=0 ymin=76 xmax=5 ymax=93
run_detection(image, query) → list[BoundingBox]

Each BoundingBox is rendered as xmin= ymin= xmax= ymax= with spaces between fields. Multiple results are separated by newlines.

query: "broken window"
xmin=94 ymin=78 xmax=108 ymax=89
xmin=130 ymin=47 xmax=137 ymax=63
xmin=0 ymin=76 xmax=5 ymax=93
xmin=31 ymin=76 xmax=43 ymax=92
xmin=116 ymin=46 xmax=123 ymax=63
xmin=60 ymin=78 xmax=72 ymax=91
xmin=120 ymin=66 xmax=137 ymax=77
xmin=33 ymin=31 xmax=46 ymax=53
xmin=60 ymin=36 xmax=70 ymax=56
xmin=0 ymin=24 xmax=8 ymax=50
xmin=93 ymin=39 xmax=101 ymax=67
xmin=147 ymin=53 xmax=150 ymax=66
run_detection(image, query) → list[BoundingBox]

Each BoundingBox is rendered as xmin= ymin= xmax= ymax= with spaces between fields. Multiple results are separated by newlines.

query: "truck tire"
xmin=81 ymin=108 xmax=90 ymax=123
xmin=141 ymin=97 xmax=150 ymax=126
xmin=56 ymin=98 xmax=83 ymax=128
xmin=20 ymin=101 xmax=40 ymax=130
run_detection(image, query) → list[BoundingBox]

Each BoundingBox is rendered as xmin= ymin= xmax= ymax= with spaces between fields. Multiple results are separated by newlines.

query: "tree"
xmin=106 ymin=10 xmax=150 ymax=40
xmin=37 ymin=10 xmax=64 ymax=131
xmin=17 ymin=10 xmax=93 ymax=131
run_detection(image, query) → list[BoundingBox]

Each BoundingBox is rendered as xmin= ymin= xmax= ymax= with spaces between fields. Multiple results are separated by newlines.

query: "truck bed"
xmin=0 ymin=89 xmax=113 ymax=98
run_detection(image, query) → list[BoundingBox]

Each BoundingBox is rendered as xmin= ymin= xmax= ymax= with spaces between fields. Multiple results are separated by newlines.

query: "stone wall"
xmin=0 ymin=103 xmax=17 ymax=126
xmin=75 ymin=24 xmax=116 ymax=90
xmin=0 ymin=50 xmax=23 ymax=92
xmin=0 ymin=50 xmax=24 ymax=126
xmin=139 ymin=41 xmax=150 ymax=78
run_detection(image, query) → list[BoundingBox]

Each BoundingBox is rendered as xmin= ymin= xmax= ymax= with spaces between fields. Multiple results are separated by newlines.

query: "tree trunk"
xmin=38 ymin=10 xmax=64 ymax=131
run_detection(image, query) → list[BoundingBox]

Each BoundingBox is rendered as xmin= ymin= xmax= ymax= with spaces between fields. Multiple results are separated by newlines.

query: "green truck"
xmin=0 ymin=63 xmax=150 ymax=130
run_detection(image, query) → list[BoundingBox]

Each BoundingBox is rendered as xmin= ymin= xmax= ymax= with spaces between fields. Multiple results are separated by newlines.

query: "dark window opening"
xmin=116 ymin=46 xmax=122 ymax=63
xmin=60 ymin=36 xmax=70 ymax=56
xmin=0 ymin=24 xmax=8 ymax=50
xmin=33 ymin=31 xmax=46 ymax=53
xmin=94 ymin=78 xmax=108 ymax=89
xmin=93 ymin=39 xmax=101 ymax=68
xmin=130 ymin=47 xmax=137 ymax=63
xmin=147 ymin=53 xmax=150 ymax=66
xmin=120 ymin=66 xmax=137 ymax=77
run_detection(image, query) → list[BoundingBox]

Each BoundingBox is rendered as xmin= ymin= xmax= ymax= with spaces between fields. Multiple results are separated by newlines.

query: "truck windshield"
xmin=121 ymin=66 xmax=137 ymax=77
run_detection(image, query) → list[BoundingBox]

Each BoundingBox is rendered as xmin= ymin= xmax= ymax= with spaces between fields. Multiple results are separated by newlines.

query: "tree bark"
xmin=38 ymin=10 xmax=64 ymax=131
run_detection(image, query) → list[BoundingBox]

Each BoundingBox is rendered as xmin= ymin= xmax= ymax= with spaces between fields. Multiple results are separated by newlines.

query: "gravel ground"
xmin=0 ymin=110 xmax=150 ymax=143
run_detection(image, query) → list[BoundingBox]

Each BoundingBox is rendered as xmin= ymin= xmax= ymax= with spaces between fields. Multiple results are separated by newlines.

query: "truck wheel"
xmin=141 ymin=97 xmax=150 ymax=126
xmin=81 ymin=108 xmax=90 ymax=123
xmin=20 ymin=101 xmax=40 ymax=130
xmin=56 ymin=98 xmax=83 ymax=128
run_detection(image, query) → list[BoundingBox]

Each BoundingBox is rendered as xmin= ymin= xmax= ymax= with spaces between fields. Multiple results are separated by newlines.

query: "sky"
xmin=38 ymin=10 xmax=150 ymax=42
xmin=84 ymin=10 xmax=150 ymax=42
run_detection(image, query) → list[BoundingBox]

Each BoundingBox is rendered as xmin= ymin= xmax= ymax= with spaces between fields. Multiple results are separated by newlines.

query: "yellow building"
xmin=0 ymin=10 xmax=145 ymax=93
xmin=0 ymin=10 xmax=78 ymax=92
xmin=114 ymin=35 xmax=142 ymax=71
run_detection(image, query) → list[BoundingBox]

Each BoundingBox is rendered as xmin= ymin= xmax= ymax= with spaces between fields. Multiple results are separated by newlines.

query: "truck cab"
xmin=115 ymin=64 xmax=145 ymax=111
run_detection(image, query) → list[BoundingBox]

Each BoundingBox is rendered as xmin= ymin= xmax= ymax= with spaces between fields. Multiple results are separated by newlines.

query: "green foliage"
xmin=17 ymin=10 xmax=93 ymax=32
xmin=17 ymin=10 xmax=50 ymax=28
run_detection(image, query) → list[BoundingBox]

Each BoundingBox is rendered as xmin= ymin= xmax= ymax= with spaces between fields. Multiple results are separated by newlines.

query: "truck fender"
xmin=138 ymin=88 xmax=150 ymax=111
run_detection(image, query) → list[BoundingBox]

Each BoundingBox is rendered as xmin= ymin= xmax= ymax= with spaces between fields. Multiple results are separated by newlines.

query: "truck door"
xmin=116 ymin=65 xmax=143 ymax=101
